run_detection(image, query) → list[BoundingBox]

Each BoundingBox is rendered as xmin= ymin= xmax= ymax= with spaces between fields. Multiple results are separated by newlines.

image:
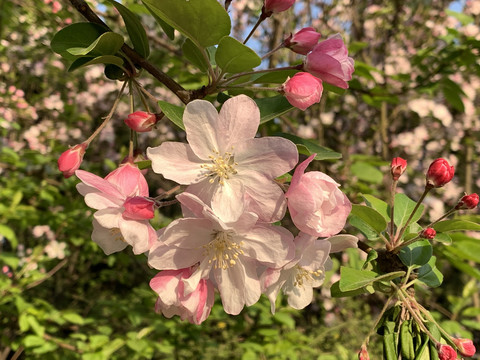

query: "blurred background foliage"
xmin=0 ymin=0 xmax=479 ymax=358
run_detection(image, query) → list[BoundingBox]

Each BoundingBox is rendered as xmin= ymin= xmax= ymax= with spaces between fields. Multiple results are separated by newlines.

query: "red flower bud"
xmin=455 ymin=193 xmax=479 ymax=210
xmin=282 ymin=72 xmax=323 ymax=110
xmin=437 ymin=344 xmax=457 ymax=360
xmin=264 ymin=0 xmax=295 ymax=14
xmin=358 ymin=345 xmax=370 ymax=360
xmin=284 ymin=27 xmax=321 ymax=55
xmin=390 ymin=157 xmax=407 ymax=181
xmin=421 ymin=227 xmax=436 ymax=240
xmin=123 ymin=196 xmax=155 ymax=221
xmin=426 ymin=158 xmax=454 ymax=188
xmin=58 ymin=143 xmax=88 ymax=178
xmin=452 ymin=338 xmax=476 ymax=357
xmin=124 ymin=111 xmax=158 ymax=133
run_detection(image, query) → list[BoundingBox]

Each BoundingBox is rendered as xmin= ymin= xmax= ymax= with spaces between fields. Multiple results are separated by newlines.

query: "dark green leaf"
xmin=67 ymin=32 xmax=124 ymax=56
xmin=51 ymin=23 xmax=108 ymax=60
xmin=182 ymin=38 xmax=210 ymax=73
xmin=351 ymin=161 xmax=383 ymax=184
xmin=143 ymin=2 xmax=175 ymax=39
xmin=158 ymin=101 xmax=185 ymax=130
xmin=275 ymin=133 xmax=342 ymax=160
xmin=398 ymin=239 xmax=432 ymax=267
xmin=362 ymin=194 xmax=390 ymax=221
xmin=350 ymin=204 xmax=388 ymax=234
xmin=68 ymin=55 xmax=124 ymax=72
xmin=417 ymin=256 xmax=443 ymax=288
xmin=330 ymin=280 xmax=373 ymax=297
xmin=323 ymin=82 xmax=347 ymax=95
xmin=104 ymin=64 xmax=125 ymax=80
xmin=215 ymin=36 xmax=261 ymax=74
xmin=394 ymin=193 xmax=424 ymax=230
xmin=433 ymin=219 xmax=480 ymax=232
xmin=256 ymin=96 xmax=294 ymax=124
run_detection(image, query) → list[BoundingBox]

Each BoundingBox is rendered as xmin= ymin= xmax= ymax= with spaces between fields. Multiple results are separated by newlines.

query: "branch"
xmin=66 ymin=0 xmax=191 ymax=104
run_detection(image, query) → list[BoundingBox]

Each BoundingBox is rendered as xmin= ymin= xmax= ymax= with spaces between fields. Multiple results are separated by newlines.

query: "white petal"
xmin=91 ymin=219 xmax=127 ymax=255
xmin=328 ymin=235 xmax=358 ymax=253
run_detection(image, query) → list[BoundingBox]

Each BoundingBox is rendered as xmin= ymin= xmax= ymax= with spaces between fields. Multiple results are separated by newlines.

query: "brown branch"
xmin=65 ymin=0 xmax=191 ymax=104
xmin=25 ymin=258 xmax=68 ymax=290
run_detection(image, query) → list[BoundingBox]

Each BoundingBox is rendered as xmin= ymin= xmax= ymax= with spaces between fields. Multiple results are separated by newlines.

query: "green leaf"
xmin=215 ymin=36 xmax=261 ymax=74
xmin=104 ymin=64 xmax=125 ymax=80
xmin=362 ymin=194 xmax=390 ymax=221
xmin=417 ymin=256 xmax=443 ymax=288
xmin=339 ymin=267 xmax=377 ymax=291
xmin=273 ymin=312 xmax=295 ymax=329
xmin=442 ymin=250 xmax=480 ymax=280
xmin=68 ymin=55 xmax=124 ymax=72
xmin=440 ymin=78 xmax=465 ymax=112
xmin=275 ymin=133 xmax=342 ymax=160
xmin=323 ymin=82 xmax=347 ymax=95
xmin=434 ymin=232 xmax=452 ymax=245
xmin=393 ymin=193 xmax=424 ymax=229
xmin=182 ymin=38 xmax=209 ymax=73
xmin=433 ymin=219 xmax=480 ymax=232
xmin=398 ymin=239 xmax=432 ymax=267
xmin=0 ymin=225 xmax=18 ymax=248
xmin=445 ymin=9 xmax=474 ymax=25
xmin=51 ymin=23 xmax=108 ymax=60
xmin=0 ymin=252 xmax=19 ymax=268
xmin=143 ymin=2 xmax=175 ymax=39
xmin=23 ymin=335 xmax=45 ymax=348
xmin=141 ymin=0 xmax=231 ymax=48
xmin=350 ymin=161 xmax=383 ymax=184
xmin=62 ymin=312 xmax=85 ymax=325
xmin=107 ymin=0 xmax=150 ymax=58
xmin=350 ymin=204 xmax=388 ymax=234
xmin=252 ymin=69 xmax=298 ymax=84
xmin=362 ymin=249 xmax=378 ymax=270
xmin=256 ymin=96 xmax=294 ymax=124
xmin=67 ymin=32 xmax=124 ymax=56
xmin=330 ymin=280 xmax=373 ymax=297
xmin=349 ymin=215 xmax=380 ymax=240
xmin=158 ymin=101 xmax=185 ymax=130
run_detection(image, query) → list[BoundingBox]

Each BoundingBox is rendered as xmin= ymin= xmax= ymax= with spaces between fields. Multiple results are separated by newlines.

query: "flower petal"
xmin=328 ymin=234 xmax=358 ymax=253
xmin=91 ymin=219 xmax=128 ymax=255
xmin=160 ymin=218 xmax=215 ymax=249
xmin=76 ymin=170 xmax=123 ymax=198
xmin=148 ymin=243 xmax=203 ymax=270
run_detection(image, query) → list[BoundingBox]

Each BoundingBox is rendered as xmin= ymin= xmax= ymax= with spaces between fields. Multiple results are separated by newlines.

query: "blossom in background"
xmin=282 ymin=72 xmax=323 ymax=110
xmin=285 ymin=154 xmax=352 ymax=237
xmin=426 ymin=158 xmax=455 ymax=188
xmin=148 ymin=192 xmax=295 ymax=315
xmin=58 ymin=142 xmax=87 ymax=178
xmin=284 ymin=27 xmax=321 ymax=55
xmin=150 ymin=267 xmax=215 ymax=325
xmin=76 ymin=162 xmax=156 ymax=255
xmin=147 ymin=95 xmax=298 ymax=223
xmin=304 ymin=34 xmax=354 ymax=89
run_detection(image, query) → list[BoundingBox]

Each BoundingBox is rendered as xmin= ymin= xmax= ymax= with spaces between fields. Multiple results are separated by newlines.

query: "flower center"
xmin=200 ymin=149 xmax=238 ymax=185
xmin=109 ymin=228 xmax=126 ymax=243
xmin=203 ymin=230 xmax=244 ymax=270
xmin=293 ymin=266 xmax=323 ymax=287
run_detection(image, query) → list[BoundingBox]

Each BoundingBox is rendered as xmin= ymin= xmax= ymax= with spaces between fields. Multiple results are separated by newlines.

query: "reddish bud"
xmin=123 ymin=196 xmax=155 ymax=221
xmin=455 ymin=193 xmax=479 ymax=210
xmin=437 ymin=344 xmax=457 ymax=360
xmin=58 ymin=143 xmax=87 ymax=178
xmin=284 ymin=27 xmax=321 ymax=55
xmin=390 ymin=157 xmax=407 ymax=181
xmin=426 ymin=158 xmax=454 ymax=188
xmin=264 ymin=0 xmax=295 ymax=14
xmin=358 ymin=345 xmax=370 ymax=360
xmin=124 ymin=111 xmax=158 ymax=132
xmin=452 ymin=338 xmax=476 ymax=357
xmin=282 ymin=72 xmax=323 ymax=110
xmin=421 ymin=227 xmax=436 ymax=240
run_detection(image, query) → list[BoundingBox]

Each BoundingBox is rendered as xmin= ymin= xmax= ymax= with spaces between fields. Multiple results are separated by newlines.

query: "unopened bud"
xmin=390 ymin=157 xmax=407 ymax=181
xmin=358 ymin=345 xmax=370 ymax=360
xmin=282 ymin=72 xmax=323 ymax=110
xmin=421 ymin=227 xmax=436 ymax=240
xmin=452 ymin=338 xmax=476 ymax=357
xmin=123 ymin=196 xmax=155 ymax=220
xmin=58 ymin=143 xmax=88 ymax=178
xmin=455 ymin=193 xmax=479 ymax=210
xmin=426 ymin=158 xmax=454 ymax=188
xmin=264 ymin=0 xmax=295 ymax=14
xmin=124 ymin=111 xmax=158 ymax=132
xmin=284 ymin=27 xmax=321 ymax=55
xmin=437 ymin=344 xmax=457 ymax=360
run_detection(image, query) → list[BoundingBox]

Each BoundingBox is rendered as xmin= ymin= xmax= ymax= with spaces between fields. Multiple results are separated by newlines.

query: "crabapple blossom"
xmin=455 ymin=193 xmax=479 ymax=210
xmin=124 ymin=111 xmax=158 ymax=132
xmin=148 ymin=192 xmax=295 ymax=315
xmin=282 ymin=72 xmax=323 ymax=110
xmin=76 ymin=162 xmax=156 ymax=255
xmin=264 ymin=0 xmax=295 ymax=14
xmin=284 ymin=27 xmax=321 ymax=55
xmin=390 ymin=157 xmax=407 ymax=181
xmin=150 ymin=267 xmax=215 ymax=325
xmin=285 ymin=154 xmax=352 ymax=237
xmin=304 ymin=34 xmax=354 ymax=89
xmin=426 ymin=158 xmax=455 ymax=188
xmin=58 ymin=142 xmax=87 ymax=178
xmin=147 ymin=95 xmax=298 ymax=223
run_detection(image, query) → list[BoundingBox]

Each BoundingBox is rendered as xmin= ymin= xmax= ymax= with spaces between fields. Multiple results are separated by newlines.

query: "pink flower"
xmin=452 ymin=338 xmax=476 ymax=357
xmin=285 ymin=154 xmax=352 ymax=237
xmin=76 ymin=162 xmax=156 ymax=254
xmin=455 ymin=193 xmax=479 ymax=210
xmin=124 ymin=111 xmax=158 ymax=133
xmin=358 ymin=345 xmax=370 ymax=360
xmin=147 ymin=95 xmax=298 ymax=223
xmin=437 ymin=344 xmax=457 ymax=360
xmin=264 ymin=0 xmax=295 ymax=14
xmin=150 ymin=267 xmax=215 ymax=325
xmin=420 ymin=227 xmax=436 ymax=239
xmin=282 ymin=72 xmax=323 ymax=110
xmin=426 ymin=158 xmax=455 ymax=188
xmin=58 ymin=143 xmax=87 ymax=178
xmin=390 ymin=157 xmax=407 ymax=181
xmin=285 ymin=27 xmax=321 ymax=55
xmin=304 ymin=34 xmax=354 ymax=89
xmin=148 ymin=192 xmax=295 ymax=315
xmin=123 ymin=196 xmax=155 ymax=220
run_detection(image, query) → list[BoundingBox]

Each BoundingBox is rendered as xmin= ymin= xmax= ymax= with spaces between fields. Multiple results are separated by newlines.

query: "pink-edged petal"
xmin=287 ymin=154 xmax=315 ymax=191
xmin=176 ymin=192 xmax=208 ymax=218
xmin=84 ymin=192 xmax=123 ymax=210
xmin=299 ymin=239 xmax=330 ymax=271
xmin=148 ymin=244 xmax=203 ymax=270
xmin=119 ymin=219 xmax=152 ymax=254
xmin=235 ymin=137 xmax=298 ymax=178
xmin=150 ymin=270 xmax=184 ymax=305
xmin=147 ymin=142 xmax=204 ymax=184
xmin=306 ymin=53 xmax=349 ymax=89
xmin=94 ymin=208 xmax=123 ymax=228
xmin=160 ymin=218 xmax=214 ymax=249
xmin=183 ymin=100 xmax=220 ymax=159
xmin=328 ymin=235 xmax=358 ymax=253
xmin=91 ymin=219 xmax=128 ymax=255
xmin=76 ymin=170 xmax=123 ymax=198
xmin=216 ymin=95 xmax=260 ymax=150
xmin=183 ymin=260 xmax=212 ymax=295
xmin=76 ymin=183 xmax=96 ymax=197
xmin=105 ymin=163 xmax=149 ymax=197
xmin=183 ymin=181 xmax=218 ymax=214
xmin=210 ymin=178 xmax=246 ymax=223
xmin=262 ymin=269 xmax=289 ymax=314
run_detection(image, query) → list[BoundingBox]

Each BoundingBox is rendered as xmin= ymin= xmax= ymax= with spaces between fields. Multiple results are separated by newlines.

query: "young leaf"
xmin=339 ymin=267 xmax=377 ymax=291
xmin=141 ymin=0 xmax=231 ymax=48
xmin=394 ymin=193 xmax=424 ymax=229
xmin=398 ymin=239 xmax=432 ymax=267
xmin=158 ymin=101 xmax=185 ymax=130
xmin=350 ymin=204 xmax=388 ymax=234
xmin=330 ymin=280 xmax=373 ymax=297
xmin=68 ymin=55 xmax=124 ymax=72
xmin=257 ymin=96 xmax=293 ymax=124
xmin=351 ymin=161 xmax=383 ymax=184
xmin=182 ymin=38 xmax=210 ymax=73
xmin=66 ymin=32 xmax=124 ymax=56
xmin=107 ymin=0 xmax=150 ymax=58
xmin=275 ymin=133 xmax=342 ymax=160
xmin=362 ymin=249 xmax=378 ymax=270
xmin=433 ymin=219 xmax=480 ymax=232
xmin=143 ymin=1 xmax=174 ymax=39
xmin=215 ymin=36 xmax=261 ymax=74
xmin=417 ymin=256 xmax=443 ymax=288
xmin=362 ymin=194 xmax=390 ymax=221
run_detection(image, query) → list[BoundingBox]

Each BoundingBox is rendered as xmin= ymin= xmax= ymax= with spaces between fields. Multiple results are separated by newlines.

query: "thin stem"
xmin=25 ymin=258 xmax=68 ymax=290
xmin=154 ymin=185 xmax=184 ymax=201
xmin=223 ymin=85 xmax=281 ymax=92
xmin=364 ymin=294 xmax=396 ymax=346
xmin=219 ymin=64 xmax=302 ymax=87
xmin=261 ymin=42 xmax=286 ymax=60
xmin=426 ymin=208 xmax=456 ymax=228
xmin=394 ymin=235 xmax=421 ymax=253
xmin=389 ymin=179 xmax=398 ymax=245
xmin=243 ymin=12 xmax=268 ymax=44
xmin=133 ymin=80 xmax=161 ymax=112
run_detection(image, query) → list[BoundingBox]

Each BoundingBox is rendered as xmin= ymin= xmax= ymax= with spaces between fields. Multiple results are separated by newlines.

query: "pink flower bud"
xmin=437 ymin=344 xmax=457 ymax=360
xmin=452 ymin=338 xmax=476 ymax=357
xmin=285 ymin=27 xmax=321 ymax=55
xmin=123 ymin=196 xmax=155 ymax=220
xmin=264 ymin=0 xmax=295 ymax=13
xmin=390 ymin=157 xmax=407 ymax=181
xmin=421 ymin=227 xmax=436 ymax=239
xmin=124 ymin=111 xmax=158 ymax=132
xmin=455 ymin=193 xmax=479 ymax=210
xmin=282 ymin=72 xmax=323 ymax=110
xmin=304 ymin=34 xmax=354 ymax=89
xmin=58 ymin=143 xmax=87 ymax=178
xmin=426 ymin=158 xmax=455 ymax=188
xmin=358 ymin=345 xmax=370 ymax=360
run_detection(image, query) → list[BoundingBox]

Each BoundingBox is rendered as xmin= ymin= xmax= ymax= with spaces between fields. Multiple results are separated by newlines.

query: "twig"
xmin=25 ymin=258 xmax=68 ymax=290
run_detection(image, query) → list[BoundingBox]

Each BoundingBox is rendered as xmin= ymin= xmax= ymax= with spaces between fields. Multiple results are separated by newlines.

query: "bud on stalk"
xmin=437 ymin=344 xmax=457 ymax=360
xmin=452 ymin=338 xmax=476 ymax=357
xmin=390 ymin=157 xmax=407 ymax=181
xmin=455 ymin=193 xmax=479 ymax=210
xmin=426 ymin=158 xmax=454 ymax=188
xmin=420 ymin=227 xmax=436 ymax=240
xmin=58 ymin=142 xmax=88 ymax=178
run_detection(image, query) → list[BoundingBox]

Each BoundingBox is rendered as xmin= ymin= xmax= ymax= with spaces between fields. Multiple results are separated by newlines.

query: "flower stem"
xmin=389 ymin=179 xmax=398 ymax=246
xmin=261 ymin=42 xmax=286 ymax=60
xmin=219 ymin=64 xmax=302 ymax=87
xmin=243 ymin=12 xmax=268 ymax=44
